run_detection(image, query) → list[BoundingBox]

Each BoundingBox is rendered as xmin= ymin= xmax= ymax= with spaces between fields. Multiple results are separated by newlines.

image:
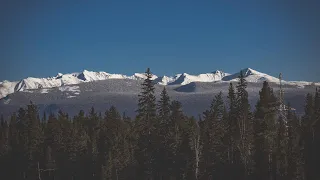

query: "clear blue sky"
xmin=1 ymin=0 xmax=319 ymax=82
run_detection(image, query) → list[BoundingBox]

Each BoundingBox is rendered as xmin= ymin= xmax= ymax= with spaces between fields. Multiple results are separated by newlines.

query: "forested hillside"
xmin=0 ymin=68 xmax=319 ymax=180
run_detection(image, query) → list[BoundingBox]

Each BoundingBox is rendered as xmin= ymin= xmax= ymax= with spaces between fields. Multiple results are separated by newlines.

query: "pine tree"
xmin=285 ymin=103 xmax=299 ymax=180
xmin=0 ymin=115 xmax=9 ymax=156
xmin=175 ymin=116 xmax=199 ymax=180
xmin=107 ymin=106 xmax=128 ymax=178
xmin=311 ymin=88 xmax=320 ymax=180
xmin=253 ymin=81 xmax=278 ymax=180
xmin=276 ymin=116 xmax=288 ymax=180
xmin=136 ymin=67 xmax=157 ymax=131
xmin=301 ymin=93 xmax=314 ymax=180
xmin=199 ymin=92 xmax=227 ymax=179
xmin=252 ymin=116 xmax=269 ymax=180
xmin=135 ymin=68 xmax=157 ymax=179
xmin=156 ymin=87 xmax=173 ymax=179
xmin=235 ymin=70 xmax=253 ymax=179
xmin=25 ymin=102 xmax=44 ymax=179
xmin=85 ymin=107 xmax=100 ymax=179
xmin=169 ymin=100 xmax=188 ymax=179
xmin=8 ymin=112 xmax=24 ymax=180
xmin=225 ymin=82 xmax=241 ymax=180
xmin=0 ymin=115 xmax=9 ymax=178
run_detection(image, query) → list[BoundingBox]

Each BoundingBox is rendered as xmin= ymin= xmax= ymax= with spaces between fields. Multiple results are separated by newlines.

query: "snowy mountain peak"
xmin=154 ymin=75 xmax=176 ymax=85
xmin=222 ymin=68 xmax=280 ymax=83
xmin=78 ymin=70 xmax=110 ymax=81
xmin=169 ymin=71 xmax=228 ymax=85
xmin=132 ymin=73 xmax=158 ymax=80
xmin=212 ymin=70 xmax=223 ymax=74
xmin=241 ymin=68 xmax=261 ymax=76
xmin=0 ymin=68 xmax=318 ymax=99
xmin=56 ymin=73 xmax=63 ymax=77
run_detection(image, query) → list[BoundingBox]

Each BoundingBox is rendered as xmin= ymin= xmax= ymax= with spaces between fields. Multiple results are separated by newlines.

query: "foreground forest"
xmin=0 ymin=68 xmax=319 ymax=180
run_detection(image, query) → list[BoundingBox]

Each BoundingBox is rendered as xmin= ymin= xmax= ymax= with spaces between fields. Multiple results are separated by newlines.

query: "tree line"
xmin=0 ymin=68 xmax=319 ymax=180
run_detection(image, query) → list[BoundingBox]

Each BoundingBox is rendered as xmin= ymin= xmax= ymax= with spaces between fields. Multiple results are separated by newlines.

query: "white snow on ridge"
xmin=0 ymin=68 xmax=319 ymax=99
xmin=169 ymin=70 xmax=228 ymax=85
xmin=40 ymin=89 xmax=50 ymax=94
xmin=67 ymin=95 xmax=77 ymax=99
xmin=222 ymin=68 xmax=280 ymax=83
xmin=129 ymin=73 xmax=158 ymax=80
xmin=154 ymin=76 xmax=176 ymax=85
xmin=59 ymin=85 xmax=80 ymax=93
xmin=0 ymin=81 xmax=18 ymax=98
xmin=77 ymin=70 xmax=128 ymax=81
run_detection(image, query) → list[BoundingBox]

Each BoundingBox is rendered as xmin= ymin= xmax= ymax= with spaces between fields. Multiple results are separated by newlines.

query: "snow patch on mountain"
xmin=40 ymin=89 xmax=50 ymax=94
xmin=169 ymin=70 xmax=228 ymax=85
xmin=0 ymin=68 xmax=319 ymax=99
xmin=59 ymin=86 xmax=80 ymax=93
xmin=222 ymin=68 xmax=280 ymax=83
xmin=154 ymin=76 xmax=176 ymax=85
xmin=129 ymin=73 xmax=158 ymax=80
xmin=0 ymin=81 xmax=18 ymax=98
xmin=67 ymin=95 xmax=77 ymax=99
xmin=77 ymin=70 xmax=128 ymax=81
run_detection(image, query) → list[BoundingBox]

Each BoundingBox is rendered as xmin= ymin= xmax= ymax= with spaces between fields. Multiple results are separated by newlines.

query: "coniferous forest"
xmin=0 ymin=68 xmax=319 ymax=180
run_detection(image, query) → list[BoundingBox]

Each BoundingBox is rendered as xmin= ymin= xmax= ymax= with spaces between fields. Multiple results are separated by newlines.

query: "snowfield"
xmin=1 ymin=68 xmax=318 ymax=99
xmin=0 ymin=68 xmax=318 ymax=118
xmin=59 ymin=85 xmax=80 ymax=93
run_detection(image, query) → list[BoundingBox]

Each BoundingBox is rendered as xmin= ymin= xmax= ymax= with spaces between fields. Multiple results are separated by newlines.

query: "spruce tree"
xmin=253 ymin=81 xmax=278 ymax=180
xmin=225 ymin=82 xmax=241 ymax=180
xmin=169 ymin=100 xmax=187 ymax=179
xmin=135 ymin=68 xmax=157 ymax=179
xmin=8 ymin=112 xmax=25 ymax=180
xmin=286 ymin=103 xmax=299 ymax=180
xmin=311 ymin=88 xmax=320 ymax=180
xmin=26 ymin=102 xmax=44 ymax=179
xmin=157 ymin=87 xmax=173 ymax=179
xmin=199 ymin=92 xmax=227 ymax=179
xmin=0 ymin=116 xmax=9 ymax=178
xmin=176 ymin=115 xmax=199 ymax=180
xmin=85 ymin=107 xmax=100 ymax=179
xmin=301 ymin=93 xmax=314 ymax=180
xmin=235 ymin=70 xmax=253 ymax=179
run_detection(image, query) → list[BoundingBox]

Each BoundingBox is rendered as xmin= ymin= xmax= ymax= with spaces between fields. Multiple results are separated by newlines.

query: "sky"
xmin=1 ymin=0 xmax=319 ymax=82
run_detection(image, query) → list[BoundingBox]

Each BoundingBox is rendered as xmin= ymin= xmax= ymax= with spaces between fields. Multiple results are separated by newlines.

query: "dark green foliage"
xmin=1 ymin=69 xmax=319 ymax=180
xmin=199 ymin=92 xmax=227 ymax=179
xmin=156 ymin=87 xmax=175 ymax=179
xmin=135 ymin=68 xmax=158 ymax=179
xmin=235 ymin=71 xmax=253 ymax=179
xmin=253 ymin=81 xmax=278 ymax=180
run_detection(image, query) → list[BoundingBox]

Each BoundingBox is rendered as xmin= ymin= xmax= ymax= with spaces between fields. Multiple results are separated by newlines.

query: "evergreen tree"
xmin=199 ymin=92 xmax=227 ymax=179
xmin=253 ymin=81 xmax=278 ymax=180
xmin=85 ymin=107 xmax=100 ymax=179
xmin=235 ymin=70 xmax=253 ymax=179
xmin=8 ymin=112 xmax=25 ymax=180
xmin=136 ymin=67 xmax=157 ymax=131
xmin=156 ymin=87 xmax=174 ymax=179
xmin=0 ymin=115 xmax=9 ymax=156
xmin=135 ymin=68 xmax=157 ymax=179
xmin=25 ymin=102 xmax=44 ymax=179
xmin=286 ymin=103 xmax=300 ymax=180
xmin=169 ymin=100 xmax=188 ymax=179
xmin=225 ymin=82 xmax=241 ymax=180
xmin=301 ymin=93 xmax=314 ymax=180
xmin=0 ymin=115 xmax=9 ymax=178
xmin=311 ymin=88 xmax=320 ymax=180
xmin=252 ymin=116 xmax=269 ymax=180
xmin=176 ymin=116 xmax=199 ymax=180
xmin=3 ymin=68 xmax=319 ymax=180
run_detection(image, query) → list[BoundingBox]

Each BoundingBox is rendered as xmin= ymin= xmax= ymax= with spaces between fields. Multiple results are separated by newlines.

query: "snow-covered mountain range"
xmin=0 ymin=68 xmax=319 ymax=99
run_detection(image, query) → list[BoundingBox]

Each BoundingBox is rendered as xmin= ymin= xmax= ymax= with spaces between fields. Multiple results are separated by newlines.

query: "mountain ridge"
xmin=1 ymin=68 xmax=319 ymax=99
